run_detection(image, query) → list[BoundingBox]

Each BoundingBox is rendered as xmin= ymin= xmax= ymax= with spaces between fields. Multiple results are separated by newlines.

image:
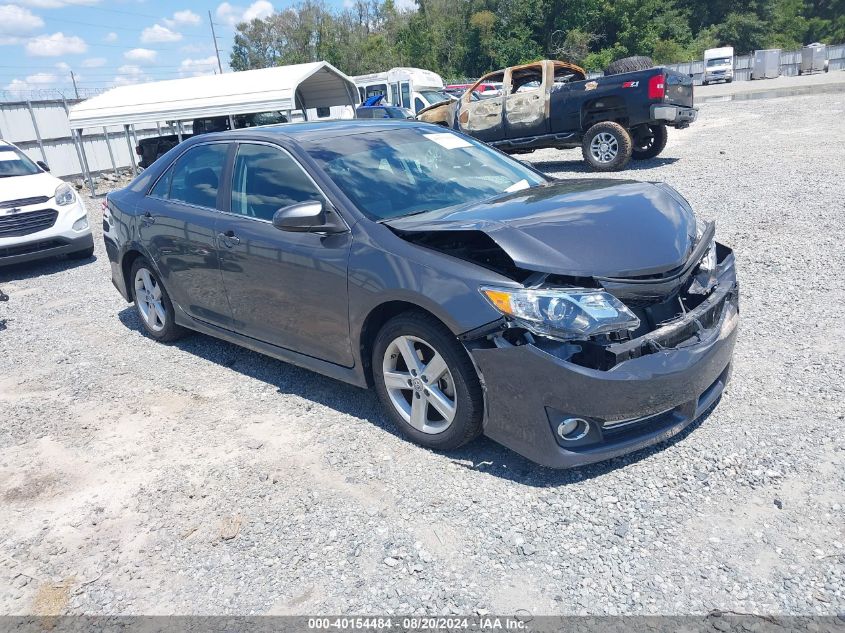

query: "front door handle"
xmin=140 ymin=211 xmax=155 ymax=225
xmin=217 ymin=230 xmax=240 ymax=247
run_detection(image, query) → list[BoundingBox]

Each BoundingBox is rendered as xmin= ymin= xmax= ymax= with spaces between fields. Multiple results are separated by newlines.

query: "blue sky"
xmin=0 ymin=0 xmax=299 ymax=99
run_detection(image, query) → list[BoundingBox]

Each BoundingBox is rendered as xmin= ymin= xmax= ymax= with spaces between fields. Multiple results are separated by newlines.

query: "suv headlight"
xmin=481 ymin=286 xmax=640 ymax=341
xmin=55 ymin=183 xmax=76 ymax=206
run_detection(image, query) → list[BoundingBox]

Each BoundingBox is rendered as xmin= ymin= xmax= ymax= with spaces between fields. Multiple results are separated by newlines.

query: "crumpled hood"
xmin=0 ymin=172 xmax=61 ymax=205
xmin=385 ymin=179 xmax=697 ymax=278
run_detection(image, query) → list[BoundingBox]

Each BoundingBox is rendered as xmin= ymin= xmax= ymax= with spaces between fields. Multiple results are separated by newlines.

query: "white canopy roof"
xmin=68 ymin=62 xmax=358 ymax=129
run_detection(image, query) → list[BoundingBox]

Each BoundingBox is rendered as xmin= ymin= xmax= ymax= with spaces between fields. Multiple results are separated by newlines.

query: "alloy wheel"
xmin=590 ymin=132 xmax=619 ymax=163
xmin=382 ymin=335 xmax=457 ymax=435
xmin=134 ymin=268 xmax=166 ymax=332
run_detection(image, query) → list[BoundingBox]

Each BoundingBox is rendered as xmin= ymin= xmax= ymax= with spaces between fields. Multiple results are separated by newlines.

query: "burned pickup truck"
xmin=418 ymin=59 xmax=696 ymax=171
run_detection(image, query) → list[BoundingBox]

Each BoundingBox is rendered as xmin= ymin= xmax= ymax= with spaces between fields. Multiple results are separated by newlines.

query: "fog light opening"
xmin=72 ymin=216 xmax=89 ymax=231
xmin=557 ymin=418 xmax=591 ymax=441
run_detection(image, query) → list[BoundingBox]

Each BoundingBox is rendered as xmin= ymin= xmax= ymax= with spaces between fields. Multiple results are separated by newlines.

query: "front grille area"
xmin=0 ymin=208 xmax=58 ymax=237
xmin=0 ymin=195 xmax=50 ymax=209
xmin=0 ymin=238 xmax=64 ymax=258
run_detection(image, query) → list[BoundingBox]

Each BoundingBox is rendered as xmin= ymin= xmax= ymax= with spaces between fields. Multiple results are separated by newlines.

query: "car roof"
xmin=197 ymin=120 xmax=431 ymax=144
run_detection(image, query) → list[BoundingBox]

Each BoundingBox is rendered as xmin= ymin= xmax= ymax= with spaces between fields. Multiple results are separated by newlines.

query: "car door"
xmin=503 ymin=63 xmax=549 ymax=140
xmin=140 ymin=142 xmax=233 ymax=328
xmin=216 ymin=141 xmax=353 ymax=367
xmin=456 ymin=71 xmax=505 ymax=141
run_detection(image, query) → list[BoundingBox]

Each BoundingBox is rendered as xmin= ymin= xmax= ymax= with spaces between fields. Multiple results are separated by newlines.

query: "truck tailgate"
xmin=665 ymin=71 xmax=694 ymax=107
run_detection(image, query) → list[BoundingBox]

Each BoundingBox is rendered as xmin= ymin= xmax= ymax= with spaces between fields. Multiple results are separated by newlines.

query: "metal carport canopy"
xmin=67 ymin=61 xmax=358 ymax=128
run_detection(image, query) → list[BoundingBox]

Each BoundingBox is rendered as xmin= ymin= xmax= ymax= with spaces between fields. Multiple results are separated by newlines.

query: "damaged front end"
xmin=399 ymin=218 xmax=739 ymax=468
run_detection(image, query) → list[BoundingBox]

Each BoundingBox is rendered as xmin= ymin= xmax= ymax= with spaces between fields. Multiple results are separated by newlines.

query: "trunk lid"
xmin=663 ymin=70 xmax=694 ymax=107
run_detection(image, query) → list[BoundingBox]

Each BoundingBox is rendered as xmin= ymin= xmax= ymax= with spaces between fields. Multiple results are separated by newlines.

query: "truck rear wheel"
xmin=581 ymin=121 xmax=632 ymax=171
xmin=631 ymin=124 xmax=668 ymax=160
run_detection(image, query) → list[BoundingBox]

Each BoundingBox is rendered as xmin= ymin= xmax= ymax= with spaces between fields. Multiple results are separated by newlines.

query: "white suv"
xmin=0 ymin=140 xmax=93 ymax=266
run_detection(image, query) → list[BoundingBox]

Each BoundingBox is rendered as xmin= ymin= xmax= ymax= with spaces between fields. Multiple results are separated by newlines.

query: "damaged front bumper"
xmin=467 ymin=253 xmax=739 ymax=469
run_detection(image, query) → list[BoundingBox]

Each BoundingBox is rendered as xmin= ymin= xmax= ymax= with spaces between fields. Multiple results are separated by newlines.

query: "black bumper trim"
xmin=0 ymin=233 xmax=93 ymax=267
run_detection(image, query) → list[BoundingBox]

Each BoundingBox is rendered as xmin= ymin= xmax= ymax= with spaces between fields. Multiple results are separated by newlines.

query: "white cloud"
xmin=104 ymin=32 xmax=117 ymax=42
xmin=22 ymin=0 xmax=100 ymax=8
xmin=81 ymin=57 xmax=106 ymax=68
xmin=55 ymin=61 xmax=70 ymax=71
xmin=180 ymin=55 xmax=219 ymax=76
xmin=124 ymin=48 xmax=157 ymax=62
xmin=114 ymin=64 xmax=149 ymax=86
xmin=216 ymin=1 xmax=273 ymax=27
xmin=0 ymin=5 xmax=44 ymax=35
xmin=4 ymin=72 xmax=59 ymax=91
xmin=164 ymin=9 xmax=201 ymax=28
xmin=141 ymin=23 xmax=182 ymax=43
xmin=25 ymin=32 xmax=87 ymax=56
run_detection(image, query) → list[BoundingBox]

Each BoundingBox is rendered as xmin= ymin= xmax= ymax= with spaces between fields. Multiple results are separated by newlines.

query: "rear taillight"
xmin=648 ymin=74 xmax=665 ymax=100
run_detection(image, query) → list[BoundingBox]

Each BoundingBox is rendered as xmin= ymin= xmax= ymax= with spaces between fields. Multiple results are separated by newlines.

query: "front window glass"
xmin=365 ymin=84 xmax=387 ymax=99
xmin=305 ymin=127 xmax=546 ymax=221
xmin=0 ymin=146 xmax=41 ymax=177
xmin=168 ymin=143 xmax=228 ymax=208
xmin=400 ymin=82 xmax=411 ymax=108
xmin=707 ymin=58 xmax=731 ymax=67
xmin=418 ymin=90 xmax=450 ymax=106
xmin=231 ymin=143 xmax=324 ymax=222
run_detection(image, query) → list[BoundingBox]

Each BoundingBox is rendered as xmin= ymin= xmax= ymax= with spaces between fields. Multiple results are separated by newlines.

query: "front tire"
xmin=130 ymin=257 xmax=185 ymax=342
xmin=581 ymin=121 xmax=633 ymax=171
xmin=631 ymin=124 xmax=668 ymax=160
xmin=372 ymin=312 xmax=483 ymax=451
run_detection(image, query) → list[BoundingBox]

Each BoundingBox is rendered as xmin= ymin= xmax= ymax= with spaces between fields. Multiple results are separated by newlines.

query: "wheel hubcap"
xmin=134 ymin=268 xmax=166 ymax=332
xmin=590 ymin=132 xmax=619 ymax=163
xmin=382 ymin=335 xmax=457 ymax=435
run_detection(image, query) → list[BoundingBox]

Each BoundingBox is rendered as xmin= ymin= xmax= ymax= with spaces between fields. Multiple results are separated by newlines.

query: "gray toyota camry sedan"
xmin=103 ymin=120 xmax=738 ymax=468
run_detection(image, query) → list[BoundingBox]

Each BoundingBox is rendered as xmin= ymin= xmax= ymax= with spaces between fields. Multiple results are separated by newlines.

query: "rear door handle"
xmin=217 ymin=230 xmax=240 ymax=247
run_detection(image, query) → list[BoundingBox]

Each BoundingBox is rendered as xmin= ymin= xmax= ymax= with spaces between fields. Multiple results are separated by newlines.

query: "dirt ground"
xmin=1 ymin=80 xmax=843 ymax=617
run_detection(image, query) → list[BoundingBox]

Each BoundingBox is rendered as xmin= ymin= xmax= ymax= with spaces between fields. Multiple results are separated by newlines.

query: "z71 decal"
xmin=622 ymin=81 xmax=640 ymax=88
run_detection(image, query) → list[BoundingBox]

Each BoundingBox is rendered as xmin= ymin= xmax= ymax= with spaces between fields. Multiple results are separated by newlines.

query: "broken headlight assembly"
xmin=481 ymin=286 xmax=640 ymax=341
xmin=689 ymin=224 xmax=718 ymax=295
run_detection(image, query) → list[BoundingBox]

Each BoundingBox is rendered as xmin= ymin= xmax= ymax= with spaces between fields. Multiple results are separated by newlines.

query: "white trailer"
xmin=752 ymin=49 xmax=782 ymax=80
xmin=352 ymin=67 xmax=445 ymax=114
xmin=703 ymin=47 xmax=735 ymax=85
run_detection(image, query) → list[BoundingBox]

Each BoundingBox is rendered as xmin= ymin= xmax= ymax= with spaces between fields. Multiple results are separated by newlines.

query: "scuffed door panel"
xmin=459 ymin=98 xmax=504 ymax=142
xmin=504 ymin=89 xmax=548 ymax=138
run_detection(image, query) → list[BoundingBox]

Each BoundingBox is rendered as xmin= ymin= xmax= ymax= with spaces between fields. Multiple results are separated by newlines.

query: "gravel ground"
xmin=0 ymin=88 xmax=843 ymax=618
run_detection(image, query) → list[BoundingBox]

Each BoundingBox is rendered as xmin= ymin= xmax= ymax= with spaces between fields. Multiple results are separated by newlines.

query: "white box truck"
xmin=703 ymin=47 xmax=735 ymax=85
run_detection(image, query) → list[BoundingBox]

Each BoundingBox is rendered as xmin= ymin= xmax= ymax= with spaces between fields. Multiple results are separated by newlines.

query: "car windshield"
xmin=305 ymin=126 xmax=546 ymax=221
xmin=706 ymin=57 xmax=731 ymax=67
xmin=418 ymin=90 xmax=451 ymax=106
xmin=0 ymin=147 xmax=41 ymax=177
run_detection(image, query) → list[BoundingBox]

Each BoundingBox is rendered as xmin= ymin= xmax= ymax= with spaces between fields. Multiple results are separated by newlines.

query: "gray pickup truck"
xmin=418 ymin=58 xmax=696 ymax=171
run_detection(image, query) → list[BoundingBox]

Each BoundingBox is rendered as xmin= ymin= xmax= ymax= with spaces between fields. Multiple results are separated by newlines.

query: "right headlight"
xmin=481 ymin=286 xmax=640 ymax=341
xmin=55 ymin=183 xmax=76 ymax=206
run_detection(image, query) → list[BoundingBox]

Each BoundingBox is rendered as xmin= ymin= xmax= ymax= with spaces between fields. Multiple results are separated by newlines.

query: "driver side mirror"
xmin=37 ymin=160 xmax=50 ymax=172
xmin=272 ymin=200 xmax=346 ymax=234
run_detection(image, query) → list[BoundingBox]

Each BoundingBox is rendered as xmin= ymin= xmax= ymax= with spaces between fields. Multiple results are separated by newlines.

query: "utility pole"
xmin=209 ymin=10 xmax=223 ymax=74
xmin=70 ymin=70 xmax=79 ymax=99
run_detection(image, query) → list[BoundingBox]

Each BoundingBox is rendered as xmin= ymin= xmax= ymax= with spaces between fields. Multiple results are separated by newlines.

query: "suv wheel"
xmin=130 ymin=258 xmax=185 ymax=342
xmin=582 ymin=121 xmax=633 ymax=171
xmin=372 ymin=312 xmax=483 ymax=451
xmin=631 ymin=124 xmax=668 ymax=160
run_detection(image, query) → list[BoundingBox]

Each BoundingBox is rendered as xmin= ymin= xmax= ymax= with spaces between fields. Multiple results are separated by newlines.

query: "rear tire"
xmin=372 ymin=311 xmax=483 ymax=452
xmin=581 ymin=121 xmax=633 ymax=171
xmin=631 ymin=124 xmax=668 ymax=160
xmin=604 ymin=56 xmax=654 ymax=76
xmin=130 ymin=257 xmax=186 ymax=342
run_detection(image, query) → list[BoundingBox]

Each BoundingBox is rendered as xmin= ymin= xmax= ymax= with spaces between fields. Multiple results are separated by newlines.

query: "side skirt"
xmin=174 ymin=308 xmax=369 ymax=389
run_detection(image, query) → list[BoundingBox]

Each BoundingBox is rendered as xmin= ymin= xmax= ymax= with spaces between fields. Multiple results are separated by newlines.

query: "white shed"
xmin=66 ymin=62 xmax=359 ymax=193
